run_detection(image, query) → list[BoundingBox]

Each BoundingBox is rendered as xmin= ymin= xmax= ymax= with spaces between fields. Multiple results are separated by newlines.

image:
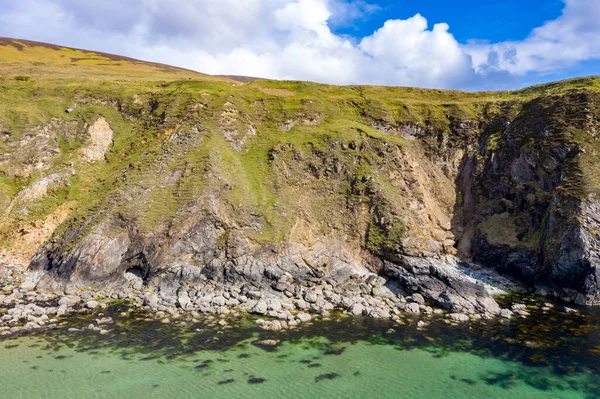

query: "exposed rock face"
xmin=82 ymin=117 xmax=113 ymax=161
xmin=31 ymin=216 xmax=372 ymax=292
xmin=540 ymin=198 xmax=600 ymax=304
xmin=456 ymin=92 xmax=600 ymax=304
xmin=26 ymin=211 xmax=502 ymax=317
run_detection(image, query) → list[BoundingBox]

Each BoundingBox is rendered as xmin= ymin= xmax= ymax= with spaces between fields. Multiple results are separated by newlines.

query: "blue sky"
xmin=0 ymin=0 xmax=599 ymax=91
xmin=333 ymin=0 xmax=564 ymax=43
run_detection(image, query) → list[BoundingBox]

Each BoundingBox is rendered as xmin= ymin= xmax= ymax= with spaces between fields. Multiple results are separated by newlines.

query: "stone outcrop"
xmin=383 ymin=256 xmax=501 ymax=315
xmin=454 ymin=92 xmax=600 ymax=304
xmin=81 ymin=117 xmax=113 ymax=161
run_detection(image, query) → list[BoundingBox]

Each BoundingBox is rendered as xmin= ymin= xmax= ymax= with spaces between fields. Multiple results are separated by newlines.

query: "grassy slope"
xmin=1 ymin=37 xmax=600 ymax=258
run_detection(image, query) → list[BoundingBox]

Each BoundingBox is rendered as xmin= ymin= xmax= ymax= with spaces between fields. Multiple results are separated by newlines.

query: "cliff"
xmin=1 ymin=38 xmax=600 ymax=309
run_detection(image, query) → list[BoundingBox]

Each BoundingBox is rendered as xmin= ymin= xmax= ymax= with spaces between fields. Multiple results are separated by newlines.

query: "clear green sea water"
xmin=1 ymin=297 xmax=600 ymax=399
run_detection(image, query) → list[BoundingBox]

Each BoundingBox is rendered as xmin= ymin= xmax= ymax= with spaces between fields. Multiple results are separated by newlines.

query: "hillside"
xmin=1 ymin=37 xmax=600 ymax=309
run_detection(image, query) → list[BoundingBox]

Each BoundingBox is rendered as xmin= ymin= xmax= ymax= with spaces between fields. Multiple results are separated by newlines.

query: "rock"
xmin=20 ymin=280 xmax=37 ymax=291
xmin=366 ymin=275 xmax=386 ymax=287
xmin=82 ymin=117 xmax=113 ymax=161
xmin=124 ymin=269 xmax=144 ymax=290
xmin=250 ymin=301 xmax=268 ymax=315
xmin=447 ymin=313 xmax=470 ymax=322
xmin=272 ymin=282 xmax=288 ymax=292
xmin=410 ymin=293 xmax=425 ymax=304
xmin=296 ymin=312 xmax=312 ymax=322
xmin=85 ymin=300 xmax=99 ymax=309
xmin=259 ymin=320 xmax=285 ymax=331
xmin=178 ymin=293 xmax=191 ymax=309
xmin=304 ymin=290 xmax=319 ymax=303
xmin=372 ymin=285 xmax=395 ymax=298
xmin=212 ymin=296 xmax=226 ymax=306
xmin=267 ymin=298 xmax=282 ymax=312
xmin=514 ymin=309 xmax=530 ymax=317
xmin=144 ymin=293 xmax=159 ymax=308
xmin=404 ymin=303 xmax=421 ymax=314
xmin=254 ymin=339 xmax=279 ymax=346
xmin=350 ymin=303 xmax=365 ymax=316
xmin=564 ymin=307 xmax=579 ymax=314
xmin=295 ymin=299 xmax=308 ymax=309
xmin=499 ymin=309 xmax=513 ymax=319
xmin=58 ymin=297 xmax=70 ymax=307
xmin=68 ymin=296 xmax=82 ymax=306
xmin=369 ymin=307 xmax=391 ymax=318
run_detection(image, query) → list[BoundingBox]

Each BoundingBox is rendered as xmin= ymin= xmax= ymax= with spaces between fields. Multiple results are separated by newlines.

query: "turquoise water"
xmin=1 ymin=299 xmax=600 ymax=398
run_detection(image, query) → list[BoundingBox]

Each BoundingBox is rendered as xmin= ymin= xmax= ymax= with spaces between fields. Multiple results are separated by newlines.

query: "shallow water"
xmin=1 ymin=297 xmax=600 ymax=399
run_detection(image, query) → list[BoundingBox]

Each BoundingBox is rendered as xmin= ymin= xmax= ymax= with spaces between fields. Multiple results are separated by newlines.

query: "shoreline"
xmin=0 ymin=264 xmax=544 ymax=338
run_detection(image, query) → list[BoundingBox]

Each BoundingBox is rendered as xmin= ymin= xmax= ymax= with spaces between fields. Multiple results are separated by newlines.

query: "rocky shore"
xmin=0 ymin=255 xmax=543 ymax=338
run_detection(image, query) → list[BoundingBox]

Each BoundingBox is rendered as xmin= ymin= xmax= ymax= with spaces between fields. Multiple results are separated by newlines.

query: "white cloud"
xmin=0 ymin=0 xmax=598 ymax=89
xmin=359 ymin=15 xmax=474 ymax=87
xmin=466 ymin=0 xmax=600 ymax=76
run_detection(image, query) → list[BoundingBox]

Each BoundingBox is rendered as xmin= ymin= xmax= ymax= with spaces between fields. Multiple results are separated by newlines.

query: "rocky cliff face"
xmin=458 ymin=91 xmax=600 ymax=304
xmin=1 ymin=39 xmax=600 ymax=311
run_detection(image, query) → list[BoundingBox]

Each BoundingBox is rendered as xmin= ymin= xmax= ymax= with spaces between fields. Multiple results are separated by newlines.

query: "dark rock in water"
xmin=315 ymin=373 xmax=341 ymax=382
xmin=217 ymin=379 xmax=235 ymax=385
xmin=308 ymin=363 xmax=322 ymax=368
xmin=237 ymin=353 xmax=250 ymax=358
xmin=324 ymin=347 xmax=346 ymax=356
xmin=247 ymin=377 xmax=265 ymax=384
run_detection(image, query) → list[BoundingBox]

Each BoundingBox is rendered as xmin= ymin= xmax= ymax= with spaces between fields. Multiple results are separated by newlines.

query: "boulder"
xmin=350 ymin=303 xmax=365 ymax=316
xmin=304 ymin=290 xmax=319 ymax=303
xmin=296 ymin=312 xmax=312 ymax=322
xmin=250 ymin=301 xmax=268 ymax=315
